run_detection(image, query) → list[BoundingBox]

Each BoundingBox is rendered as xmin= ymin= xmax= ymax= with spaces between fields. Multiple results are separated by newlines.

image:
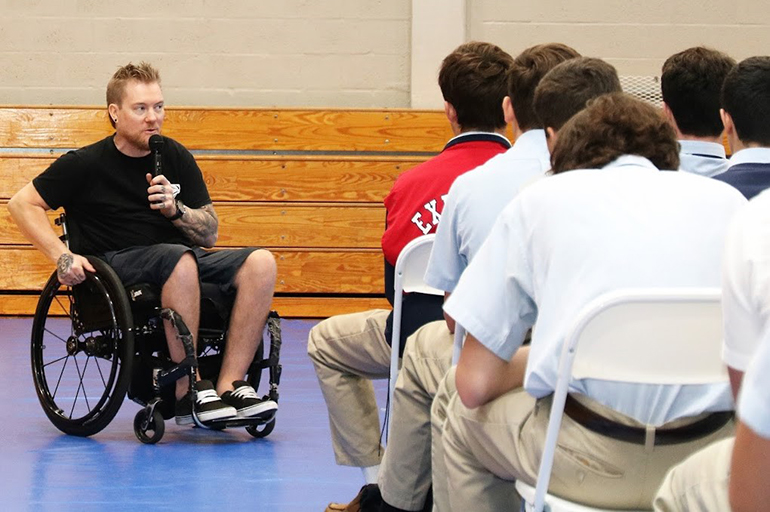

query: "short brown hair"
xmin=661 ymin=47 xmax=736 ymax=137
xmin=507 ymin=43 xmax=581 ymax=131
xmin=550 ymin=93 xmax=679 ymax=173
xmin=106 ymin=62 xmax=161 ymax=127
xmin=438 ymin=41 xmax=513 ymax=132
xmin=534 ymin=57 xmax=622 ymax=132
xmin=722 ymin=56 xmax=770 ymax=146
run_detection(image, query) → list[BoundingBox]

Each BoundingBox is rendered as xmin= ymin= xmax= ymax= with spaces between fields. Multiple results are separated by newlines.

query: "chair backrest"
xmin=570 ymin=288 xmax=727 ymax=383
xmin=388 ymin=234 xmax=442 ymax=430
xmin=451 ymin=324 xmax=465 ymax=365
xmin=529 ymin=287 xmax=726 ymax=512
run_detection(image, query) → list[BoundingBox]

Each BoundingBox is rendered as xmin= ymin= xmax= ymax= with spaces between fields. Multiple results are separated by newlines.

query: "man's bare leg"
xmin=161 ymin=252 xmax=201 ymax=400
xmin=216 ymin=249 xmax=277 ymax=394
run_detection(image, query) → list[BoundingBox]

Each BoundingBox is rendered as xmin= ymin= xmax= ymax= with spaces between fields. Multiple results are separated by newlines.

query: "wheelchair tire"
xmin=246 ymin=417 xmax=275 ymax=439
xmin=31 ymin=257 xmax=134 ymax=437
xmin=134 ymin=407 xmax=165 ymax=444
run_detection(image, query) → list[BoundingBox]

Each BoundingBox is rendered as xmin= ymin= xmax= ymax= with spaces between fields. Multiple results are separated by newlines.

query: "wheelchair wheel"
xmin=31 ymin=257 xmax=134 ymax=437
xmin=134 ymin=407 xmax=165 ymax=444
xmin=246 ymin=417 xmax=275 ymax=439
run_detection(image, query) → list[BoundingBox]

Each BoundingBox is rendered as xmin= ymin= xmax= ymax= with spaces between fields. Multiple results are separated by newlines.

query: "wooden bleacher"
xmin=0 ymin=106 xmax=454 ymax=318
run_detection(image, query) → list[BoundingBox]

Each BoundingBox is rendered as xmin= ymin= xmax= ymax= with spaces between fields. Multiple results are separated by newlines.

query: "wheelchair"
xmin=30 ymin=214 xmax=283 ymax=444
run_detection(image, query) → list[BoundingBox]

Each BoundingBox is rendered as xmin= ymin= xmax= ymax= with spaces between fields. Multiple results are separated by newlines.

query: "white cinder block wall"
xmin=468 ymin=0 xmax=770 ymax=76
xmin=1 ymin=0 xmax=768 ymax=108
xmin=0 ymin=0 xmax=412 ymax=107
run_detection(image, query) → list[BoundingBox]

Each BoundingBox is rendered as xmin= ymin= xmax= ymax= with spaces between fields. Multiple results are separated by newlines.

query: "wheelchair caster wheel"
xmin=134 ymin=408 xmax=165 ymax=444
xmin=246 ymin=418 xmax=275 ymax=439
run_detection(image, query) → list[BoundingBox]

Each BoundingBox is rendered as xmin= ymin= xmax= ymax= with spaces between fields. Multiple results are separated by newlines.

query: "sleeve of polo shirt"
xmin=737 ymin=328 xmax=770 ymax=439
xmin=722 ymin=209 xmax=762 ymax=372
xmin=443 ymin=198 xmax=536 ymax=361
xmin=424 ymin=181 xmax=464 ymax=292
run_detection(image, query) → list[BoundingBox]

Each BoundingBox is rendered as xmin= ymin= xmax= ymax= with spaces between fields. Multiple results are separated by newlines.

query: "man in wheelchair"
xmin=8 ymin=61 xmax=278 ymax=428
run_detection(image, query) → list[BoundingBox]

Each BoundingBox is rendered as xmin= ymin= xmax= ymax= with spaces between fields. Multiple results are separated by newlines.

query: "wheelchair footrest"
xmin=197 ymin=410 xmax=277 ymax=429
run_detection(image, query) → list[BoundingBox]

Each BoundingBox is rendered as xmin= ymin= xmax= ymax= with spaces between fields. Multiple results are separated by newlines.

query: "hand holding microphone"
xmin=149 ymin=134 xmax=164 ymax=177
xmin=146 ymin=134 xmax=174 ymax=215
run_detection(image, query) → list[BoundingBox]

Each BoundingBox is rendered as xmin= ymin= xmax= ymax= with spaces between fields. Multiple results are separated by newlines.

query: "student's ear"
xmin=545 ymin=126 xmax=558 ymax=154
xmin=444 ymin=101 xmax=458 ymax=125
xmin=721 ymin=108 xmax=738 ymax=154
xmin=721 ymin=109 xmax=735 ymax=136
xmin=662 ymin=102 xmax=683 ymax=136
xmin=502 ymin=96 xmax=516 ymax=124
xmin=662 ymin=102 xmax=675 ymax=124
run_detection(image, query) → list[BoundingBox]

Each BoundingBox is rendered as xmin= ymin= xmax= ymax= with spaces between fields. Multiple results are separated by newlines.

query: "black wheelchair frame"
xmin=30 ymin=213 xmax=283 ymax=444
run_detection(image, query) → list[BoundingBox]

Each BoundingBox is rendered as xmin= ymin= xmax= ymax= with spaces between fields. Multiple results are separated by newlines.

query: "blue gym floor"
xmin=0 ymin=317 xmax=382 ymax=512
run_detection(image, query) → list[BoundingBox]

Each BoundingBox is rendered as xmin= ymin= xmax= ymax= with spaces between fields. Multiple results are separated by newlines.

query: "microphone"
xmin=149 ymin=134 xmax=164 ymax=177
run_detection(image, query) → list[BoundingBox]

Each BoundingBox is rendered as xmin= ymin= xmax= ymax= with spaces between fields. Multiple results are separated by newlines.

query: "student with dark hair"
xmin=307 ymin=42 xmax=514 ymax=512
xmin=434 ymin=93 xmax=745 ymax=511
xmin=713 ymin=56 xmax=770 ymax=199
xmin=661 ymin=47 xmax=736 ymax=177
xmin=533 ymin=56 xmax=622 ymax=152
xmin=364 ymin=42 xmax=583 ymax=512
xmin=550 ymin=93 xmax=680 ymax=173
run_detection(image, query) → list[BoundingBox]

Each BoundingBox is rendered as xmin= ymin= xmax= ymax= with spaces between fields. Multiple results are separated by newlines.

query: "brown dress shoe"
xmin=325 ymin=484 xmax=381 ymax=512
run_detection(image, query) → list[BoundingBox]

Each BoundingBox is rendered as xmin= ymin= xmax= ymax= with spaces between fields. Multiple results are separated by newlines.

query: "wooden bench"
xmin=0 ymin=106 xmax=454 ymax=318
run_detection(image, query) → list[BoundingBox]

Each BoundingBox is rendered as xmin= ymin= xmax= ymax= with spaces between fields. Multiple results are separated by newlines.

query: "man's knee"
xmin=166 ymin=251 xmax=199 ymax=286
xmin=307 ymin=320 xmax=330 ymax=363
xmin=236 ymin=249 xmax=277 ymax=288
xmin=409 ymin=320 xmax=452 ymax=359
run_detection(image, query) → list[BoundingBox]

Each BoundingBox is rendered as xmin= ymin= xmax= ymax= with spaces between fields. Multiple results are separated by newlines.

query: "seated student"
xmin=7 ymin=62 xmax=278 ymax=425
xmin=427 ymin=54 xmax=623 ymax=512
xmin=728 ymin=330 xmax=770 ymax=511
xmin=308 ymin=41 xmax=515 ymax=511
xmin=434 ymin=93 xmax=746 ymax=511
xmin=364 ymin=43 xmax=586 ymax=512
xmin=654 ymin=186 xmax=770 ymax=512
xmin=661 ymin=46 xmax=736 ymax=177
xmin=534 ymin=57 xmax=623 ymax=153
xmin=714 ymin=57 xmax=770 ymax=199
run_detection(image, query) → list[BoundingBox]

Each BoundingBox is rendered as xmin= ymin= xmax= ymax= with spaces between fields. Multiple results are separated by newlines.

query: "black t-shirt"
xmin=33 ymin=135 xmax=211 ymax=255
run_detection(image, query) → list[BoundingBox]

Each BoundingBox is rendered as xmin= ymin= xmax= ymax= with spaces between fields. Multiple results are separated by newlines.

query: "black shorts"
xmin=100 ymin=244 xmax=258 ymax=296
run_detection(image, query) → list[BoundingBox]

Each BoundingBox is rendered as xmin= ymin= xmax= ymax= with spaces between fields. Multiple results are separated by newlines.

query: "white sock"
xmin=361 ymin=464 xmax=380 ymax=484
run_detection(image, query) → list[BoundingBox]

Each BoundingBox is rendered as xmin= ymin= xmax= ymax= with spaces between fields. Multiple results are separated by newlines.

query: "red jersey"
xmin=381 ymin=132 xmax=510 ymax=265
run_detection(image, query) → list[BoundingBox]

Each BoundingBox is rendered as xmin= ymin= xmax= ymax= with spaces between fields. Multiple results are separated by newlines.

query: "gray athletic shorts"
xmin=100 ymin=244 xmax=258 ymax=296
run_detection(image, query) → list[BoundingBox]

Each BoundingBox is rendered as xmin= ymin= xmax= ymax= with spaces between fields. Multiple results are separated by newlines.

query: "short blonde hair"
xmin=106 ymin=62 xmax=161 ymax=127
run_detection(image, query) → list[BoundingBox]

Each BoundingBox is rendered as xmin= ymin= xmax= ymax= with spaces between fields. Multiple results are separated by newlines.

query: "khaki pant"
xmin=431 ymin=364 xmax=459 ymax=512
xmin=378 ymin=320 xmax=454 ymax=511
xmin=307 ymin=309 xmax=392 ymax=467
xmin=653 ymin=437 xmax=734 ymax=512
xmin=435 ymin=368 xmax=735 ymax=511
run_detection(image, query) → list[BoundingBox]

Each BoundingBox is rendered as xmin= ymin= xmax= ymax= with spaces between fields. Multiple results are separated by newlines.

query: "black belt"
xmin=563 ymin=395 xmax=733 ymax=446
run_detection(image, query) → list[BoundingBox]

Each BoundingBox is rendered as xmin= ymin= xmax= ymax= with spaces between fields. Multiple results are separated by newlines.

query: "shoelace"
xmin=195 ymin=388 xmax=223 ymax=405
xmin=232 ymin=385 xmax=259 ymax=400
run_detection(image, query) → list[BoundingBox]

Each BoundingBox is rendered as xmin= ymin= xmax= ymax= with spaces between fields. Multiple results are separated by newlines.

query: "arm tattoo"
xmin=177 ymin=203 xmax=219 ymax=247
xmin=57 ymin=253 xmax=74 ymax=280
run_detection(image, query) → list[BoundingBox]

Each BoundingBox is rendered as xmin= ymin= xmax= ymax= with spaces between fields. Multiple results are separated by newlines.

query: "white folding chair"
xmin=388 ymin=234 xmax=443 ymax=431
xmin=517 ymin=287 xmax=727 ymax=512
xmin=451 ymin=323 xmax=465 ymax=365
